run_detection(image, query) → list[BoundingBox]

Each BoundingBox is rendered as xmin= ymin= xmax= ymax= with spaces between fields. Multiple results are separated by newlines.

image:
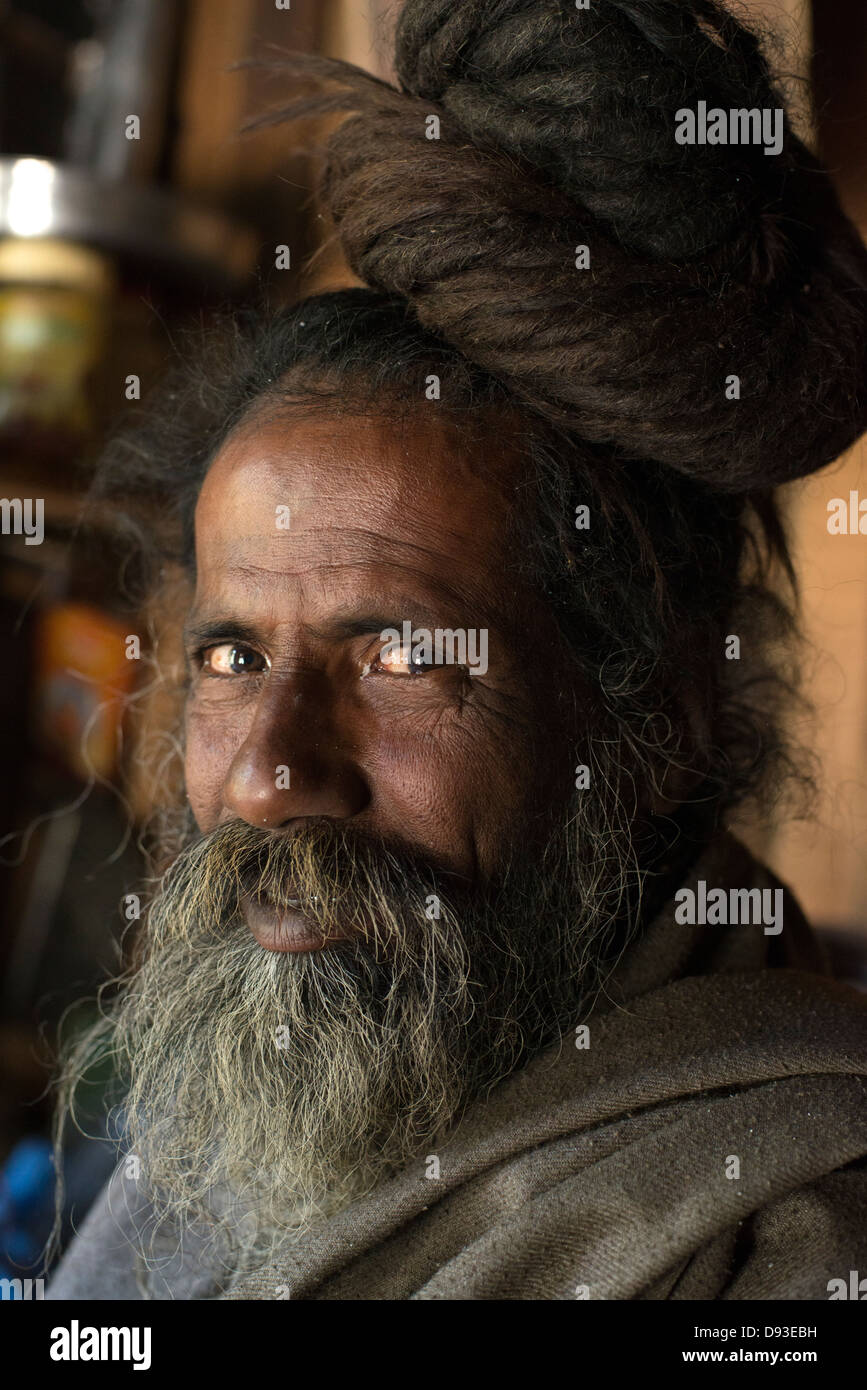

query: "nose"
xmin=222 ymin=670 xmax=370 ymax=829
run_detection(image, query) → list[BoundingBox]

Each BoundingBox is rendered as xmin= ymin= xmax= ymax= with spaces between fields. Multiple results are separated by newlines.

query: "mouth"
xmin=240 ymin=891 xmax=349 ymax=954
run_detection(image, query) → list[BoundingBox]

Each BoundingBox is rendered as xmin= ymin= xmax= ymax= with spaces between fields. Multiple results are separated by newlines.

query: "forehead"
xmin=193 ymin=407 xmax=526 ymax=599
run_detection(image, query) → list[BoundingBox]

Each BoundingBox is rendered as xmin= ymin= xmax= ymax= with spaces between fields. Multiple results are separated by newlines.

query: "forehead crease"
xmin=200 ymin=482 xmax=505 ymax=548
xmin=194 ymin=413 xmax=523 ymax=605
xmin=197 ymin=517 xmax=507 ymax=591
xmin=203 ymin=552 xmax=500 ymax=619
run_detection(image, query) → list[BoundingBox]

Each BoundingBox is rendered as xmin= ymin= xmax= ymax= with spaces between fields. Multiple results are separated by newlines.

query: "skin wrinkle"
xmin=191 ymin=552 xmax=519 ymax=651
xmin=190 ymin=565 xmax=511 ymax=646
xmin=200 ymin=533 xmax=521 ymax=627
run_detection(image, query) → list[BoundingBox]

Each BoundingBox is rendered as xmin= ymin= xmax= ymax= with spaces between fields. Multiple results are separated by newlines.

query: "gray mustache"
xmin=177 ymin=817 xmax=449 ymax=922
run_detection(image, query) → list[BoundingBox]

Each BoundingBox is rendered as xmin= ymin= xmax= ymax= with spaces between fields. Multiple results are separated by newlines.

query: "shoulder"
xmin=46 ymin=1163 xmax=229 ymax=1301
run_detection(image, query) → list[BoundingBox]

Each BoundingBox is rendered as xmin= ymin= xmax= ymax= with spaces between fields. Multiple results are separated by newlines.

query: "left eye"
xmin=368 ymin=643 xmax=433 ymax=678
xmin=202 ymin=643 xmax=269 ymax=676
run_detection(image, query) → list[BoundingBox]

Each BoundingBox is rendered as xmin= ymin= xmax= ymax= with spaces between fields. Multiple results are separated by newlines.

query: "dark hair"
xmin=92 ymin=287 xmax=804 ymax=848
xmin=247 ymin=0 xmax=867 ymax=492
xmin=91 ymin=0 xmax=867 ymax=849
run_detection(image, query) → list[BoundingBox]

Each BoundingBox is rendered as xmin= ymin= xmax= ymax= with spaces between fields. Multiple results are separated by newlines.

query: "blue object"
xmin=0 ymin=1137 xmax=56 ymax=1280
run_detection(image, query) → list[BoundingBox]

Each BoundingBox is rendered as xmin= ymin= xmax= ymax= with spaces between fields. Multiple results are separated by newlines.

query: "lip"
xmin=241 ymin=892 xmax=346 ymax=954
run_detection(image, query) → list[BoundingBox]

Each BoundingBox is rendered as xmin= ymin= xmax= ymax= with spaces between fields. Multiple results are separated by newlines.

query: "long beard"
xmin=56 ymin=804 xmax=638 ymax=1287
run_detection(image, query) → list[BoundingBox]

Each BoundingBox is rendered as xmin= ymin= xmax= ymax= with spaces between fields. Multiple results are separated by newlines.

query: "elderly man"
xmin=48 ymin=0 xmax=867 ymax=1300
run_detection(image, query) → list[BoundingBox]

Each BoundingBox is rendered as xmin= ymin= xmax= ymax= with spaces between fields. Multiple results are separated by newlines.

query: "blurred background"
xmin=0 ymin=0 xmax=864 ymax=1287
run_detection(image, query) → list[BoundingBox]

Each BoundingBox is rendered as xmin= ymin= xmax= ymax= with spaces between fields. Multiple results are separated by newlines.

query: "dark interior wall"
xmin=812 ymin=0 xmax=867 ymax=226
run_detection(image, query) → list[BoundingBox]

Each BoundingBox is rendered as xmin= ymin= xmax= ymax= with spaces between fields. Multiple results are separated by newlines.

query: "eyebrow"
xmin=181 ymin=601 xmax=464 ymax=653
xmin=182 ymin=617 xmax=267 ymax=653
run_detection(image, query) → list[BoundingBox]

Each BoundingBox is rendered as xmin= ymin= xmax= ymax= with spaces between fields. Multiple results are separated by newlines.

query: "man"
xmin=48 ymin=0 xmax=867 ymax=1300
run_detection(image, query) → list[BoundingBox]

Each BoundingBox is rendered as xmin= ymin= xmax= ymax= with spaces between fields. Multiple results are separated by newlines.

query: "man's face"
xmin=65 ymin=403 xmax=631 ymax=1281
xmin=184 ymin=405 xmax=577 ymax=947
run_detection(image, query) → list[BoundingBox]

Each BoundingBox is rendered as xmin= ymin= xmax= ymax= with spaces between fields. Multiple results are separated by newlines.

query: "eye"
xmin=365 ymin=642 xmax=434 ymax=678
xmin=200 ymin=642 xmax=269 ymax=677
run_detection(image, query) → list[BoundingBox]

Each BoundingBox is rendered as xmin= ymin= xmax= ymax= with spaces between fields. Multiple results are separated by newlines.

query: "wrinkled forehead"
xmin=193 ymin=406 xmax=528 ymax=589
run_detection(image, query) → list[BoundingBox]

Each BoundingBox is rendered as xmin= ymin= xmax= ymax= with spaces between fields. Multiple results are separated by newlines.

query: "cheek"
xmin=363 ymin=702 xmax=556 ymax=881
xmin=183 ymin=703 xmax=248 ymax=832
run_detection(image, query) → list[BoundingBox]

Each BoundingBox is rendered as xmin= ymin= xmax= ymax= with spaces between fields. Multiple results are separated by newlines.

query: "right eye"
xmin=199 ymin=643 xmax=269 ymax=677
xmin=366 ymin=641 xmax=435 ymax=678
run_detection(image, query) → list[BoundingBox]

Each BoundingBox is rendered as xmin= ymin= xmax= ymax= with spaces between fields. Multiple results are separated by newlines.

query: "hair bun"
xmin=396 ymin=0 xmax=786 ymax=261
xmin=264 ymin=0 xmax=867 ymax=492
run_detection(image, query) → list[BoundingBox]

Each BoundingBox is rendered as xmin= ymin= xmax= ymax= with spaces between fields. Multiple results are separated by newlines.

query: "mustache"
xmin=147 ymin=816 xmax=469 ymax=954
